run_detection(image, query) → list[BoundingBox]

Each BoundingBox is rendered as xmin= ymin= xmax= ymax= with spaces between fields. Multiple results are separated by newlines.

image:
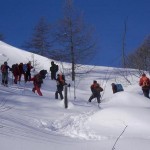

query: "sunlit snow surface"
xmin=0 ymin=41 xmax=150 ymax=150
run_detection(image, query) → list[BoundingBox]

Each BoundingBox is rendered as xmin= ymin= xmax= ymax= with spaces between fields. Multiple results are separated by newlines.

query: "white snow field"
xmin=0 ymin=41 xmax=150 ymax=150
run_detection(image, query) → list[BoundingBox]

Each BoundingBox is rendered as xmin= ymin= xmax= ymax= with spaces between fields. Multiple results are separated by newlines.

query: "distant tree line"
xmin=1 ymin=0 xmax=150 ymax=79
xmin=23 ymin=17 xmax=53 ymax=58
xmin=126 ymin=35 xmax=150 ymax=73
xmin=22 ymin=0 xmax=150 ymax=79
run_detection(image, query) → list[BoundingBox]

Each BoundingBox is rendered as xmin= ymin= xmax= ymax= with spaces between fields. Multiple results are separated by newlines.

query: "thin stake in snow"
xmin=64 ymin=85 xmax=68 ymax=108
xmin=112 ymin=125 xmax=128 ymax=150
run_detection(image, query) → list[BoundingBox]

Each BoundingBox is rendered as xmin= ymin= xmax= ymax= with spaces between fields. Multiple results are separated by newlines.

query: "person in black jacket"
xmin=25 ymin=61 xmax=33 ymax=82
xmin=50 ymin=61 xmax=58 ymax=80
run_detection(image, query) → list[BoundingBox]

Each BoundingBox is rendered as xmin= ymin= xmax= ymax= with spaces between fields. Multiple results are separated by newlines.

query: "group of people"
xmin=0 ymin=60 xmax=66 ymax=100
xmin=0 ymin=61 xmax=34 ymax=86
xmin=12 ymin=61 xmax=34 ymax=84
xmin=88 ymin=73 xmax=150 ymax=104
xmin=1 ymin=60 xmax=150 ymax=102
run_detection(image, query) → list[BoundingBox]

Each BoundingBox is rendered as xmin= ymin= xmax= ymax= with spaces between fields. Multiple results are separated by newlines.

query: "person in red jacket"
xmin=139 ymin=73 xmax=150 ymax=98
xmin=18 ymin=63 xmax=25 ymax=82
xmin=31 ymin=72 xmax=43 ymax=96
xmin=12 ymin=64 xmax=20 ymax=84
xmin=88 ymin=80 xmax=103 ymax=103
xmin=30 ymin=70 xmax=47 ymax=96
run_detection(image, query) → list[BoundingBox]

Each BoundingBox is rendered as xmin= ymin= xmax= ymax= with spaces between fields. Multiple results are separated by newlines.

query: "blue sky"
xmin=0 ymin=0 xmax=150 ymax=67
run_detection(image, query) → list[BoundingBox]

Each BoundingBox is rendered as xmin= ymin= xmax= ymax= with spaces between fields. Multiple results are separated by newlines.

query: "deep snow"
xmin=0 ymin=41 xmax=150 ymax=150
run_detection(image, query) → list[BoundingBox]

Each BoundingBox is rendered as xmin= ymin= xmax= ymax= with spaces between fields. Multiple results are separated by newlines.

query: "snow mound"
xmin=106 ymin=91 xmax=150 ymax=107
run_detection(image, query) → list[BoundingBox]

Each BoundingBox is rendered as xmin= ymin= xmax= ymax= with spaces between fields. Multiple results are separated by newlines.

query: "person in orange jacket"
xmin=55 ymin=74 xmax=66 ymax=100
xmin=139 ymin=73 xmax=150 ymax=98
xmin=88 ymin=80 xmax=103 ymax=103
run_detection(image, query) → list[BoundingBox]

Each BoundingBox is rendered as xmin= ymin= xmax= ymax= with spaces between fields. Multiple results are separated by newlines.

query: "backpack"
xmin=142 ymin=77 xmax=150 ymax=87
xmin=116 ymin=84 xmax=124 ymax=92
xmin=61 ymin=74 xmax=65 ymax=81
xmin=97 ymin=86 xmax=103 ymax=92
xmin=23 ymin=64 xmax=27 ymax=72
xmin=39 ymin=70 xmax=47 ymax=79
xmin=12 ymin=64 xmax=17 ymax=71
xmin=55 ymin=64 xmax=59 ymax=72
xmin=58 ymin=74 xmax=66 ymax=85
xmin=34 ymin=74 xmax=43 ymax=84
xmin=1 ymin=64 xmax=6 ymax=73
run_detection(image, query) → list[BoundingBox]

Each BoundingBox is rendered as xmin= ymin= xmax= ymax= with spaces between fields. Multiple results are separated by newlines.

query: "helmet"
xmin=93 ymin=80 xmax=97 ymax=83
xmin=4 ymin=61 xmax=7 ymax=65
xmin=142 ymin=73 xmax=146 ymax=77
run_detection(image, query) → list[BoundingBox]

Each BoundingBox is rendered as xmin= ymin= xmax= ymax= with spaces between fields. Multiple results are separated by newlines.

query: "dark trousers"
xmin=2 ymin=72 xmax=8 ymax=85
xmin=25 ymin=72 xmax=31 ymax=82
xmin=142 ymin=89 xmax=150 ymax=98
xmin=19 ymin=73 xmax=25 ymax=82
xmin=51 ymin=72 xmax=56 ymax=80
xmin=89 ymin=93 xmax=101 ymax=103
xmin=13 ymin=75 xmax=19 ymax=84
xmin=55 ymin=90 xmax=63 ymax=100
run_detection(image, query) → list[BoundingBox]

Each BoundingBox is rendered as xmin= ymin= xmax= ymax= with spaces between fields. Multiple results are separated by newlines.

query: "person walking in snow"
xmin=11 ymin=63 xmax=20 ymax=84
xmin=18 ymin=62 xmax=26 ymax=82
xmin=25 ymin=61 xmax=33 ymax=82
xmin=31 ymin=72 xmax=43 ymax=96
xmin=88 ymin=80 xmax=103 ymax=104
xmin=55 ymin=74 xmax=66 ymax=100
xmin=1 ymin=61 xmax=11 ymax=86
xmin=139 ymin=73 xmax=150 ymax=98
xmin=30 ymin=70 xmax=47 ymax=96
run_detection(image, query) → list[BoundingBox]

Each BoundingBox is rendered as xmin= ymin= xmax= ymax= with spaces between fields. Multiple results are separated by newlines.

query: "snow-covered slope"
xmin=0 ymin=41 xmax=51 ymax=71
xmin=0 ymin=41 xmax=150 ymax=150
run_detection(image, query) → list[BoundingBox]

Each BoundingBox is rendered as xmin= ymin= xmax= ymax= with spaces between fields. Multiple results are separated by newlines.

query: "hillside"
xmin=0 ymin=41 xmax=150 ymax=150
